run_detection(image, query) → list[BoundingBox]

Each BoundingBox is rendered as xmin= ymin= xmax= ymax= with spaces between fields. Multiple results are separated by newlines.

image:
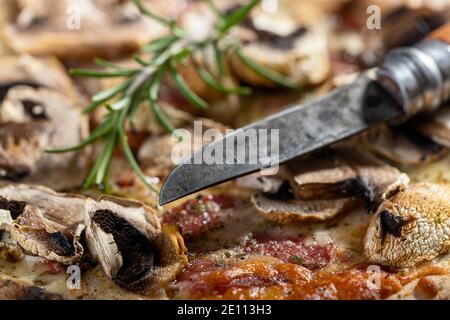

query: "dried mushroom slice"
xmin=364 ymin=183 xmax=450 ymax=268
xmin=84 ymin=196 xmax=187 ymax=294
xmin=3 ymin=0 xmax=174 ymax=60
xmin=0 ymin=86 xmax=89 ymax=190
xmin=414 ymin=107 xmax=450 ymax=148
xmin=252 ymin=190 xmax=354 ymax=224
xmin=287 ymin=147 xmax=410 ymax=209
xmin=0 ymin=208 xmax=24 ymax=262
xmin=229 ymin=18 xmax=329 ymax=87
xmin=360 ymin=124 xmax=448 ymax=166
xmin=251 ymin=147 xmax=409 ymax=224
xmin=0 ymin=184 xmax=85 ymax=265
xmin=0 ymin=275 xmax=64 ymax=300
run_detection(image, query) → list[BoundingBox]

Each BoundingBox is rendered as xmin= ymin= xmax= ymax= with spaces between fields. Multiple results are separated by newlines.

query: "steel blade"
xmin=159 ymin=74 xmax=402 ymax=205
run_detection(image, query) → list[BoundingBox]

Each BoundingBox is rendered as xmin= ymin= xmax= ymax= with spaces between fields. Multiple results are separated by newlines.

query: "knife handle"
xmin=376 ymin=23 xmax=450 ymax=118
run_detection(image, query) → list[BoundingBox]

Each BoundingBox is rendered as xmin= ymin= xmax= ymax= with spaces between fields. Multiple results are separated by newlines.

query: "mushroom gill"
xmin=0 ymin=86 xmax=89 ymax=190
xmin=84 ymin=196 xmax=187 ymax=294
xmin=364 ymin=183 xmax=450 ymax=268
xmin=0 ymin=184 xmax=85 ymax=265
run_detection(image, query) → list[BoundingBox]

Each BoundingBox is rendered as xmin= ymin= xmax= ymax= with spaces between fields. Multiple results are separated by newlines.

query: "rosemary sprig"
xmin=48 ymin=0 xmax=297 ymax=192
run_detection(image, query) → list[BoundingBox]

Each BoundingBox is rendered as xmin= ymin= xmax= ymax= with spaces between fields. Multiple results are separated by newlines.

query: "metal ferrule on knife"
xmin=377 ymin=24 xmax=450 ymax=117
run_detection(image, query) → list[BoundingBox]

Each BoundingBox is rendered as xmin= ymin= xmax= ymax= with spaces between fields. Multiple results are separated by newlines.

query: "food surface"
xmin=0 ymin=0 xmax=449 ymax=300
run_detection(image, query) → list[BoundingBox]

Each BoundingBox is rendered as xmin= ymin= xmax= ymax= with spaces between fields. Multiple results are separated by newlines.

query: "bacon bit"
xmin=172 ymin=257 xmax=402 ymax=300
xmin=162 ymin=195 xmax=235 ymax=237
xmin=243 ymin=235 xmax=334 ymax=271
xmin=38 ymin=260 xmax=66 ymax=275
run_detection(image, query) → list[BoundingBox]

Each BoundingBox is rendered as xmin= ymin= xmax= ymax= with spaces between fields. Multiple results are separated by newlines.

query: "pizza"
xmin=0 ymin=0 xmax=450 ymax=300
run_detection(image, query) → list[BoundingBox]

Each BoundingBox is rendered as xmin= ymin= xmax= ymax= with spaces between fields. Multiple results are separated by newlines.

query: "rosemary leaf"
xmin=132 ymin=0 xmax=172 ymax=27
xmin=196 ymin=64 xmax=251 ymax=95
xmin=94 ymin=135 xmax=117 ymax=186
xmin=218 ymin=0 xmax=260 ymax=33
xmin=70 ymin=68 xmax=138 ymax=78
xmin=213 ymin=42 xmax=227 ymax=77
xmin=171 ymin=66 xmax=208 ymax=110
xmin=46 ymin=116 xmax=115 ymax=153
xmin=119 ymin=129 xmax=159 ymax=194
xmin=94 ymin=58 xmax=123 ymax=69
xmin=133 ymin=55 xmax=151 ymax=66
xmin=111 ymin=96 xmax=132 ymax=111
xmin=236 ymin=49 xmax=298 ymax=89
xmin=92 ymin=79 xmax=132 ymax=102
xmin=203 ymin=0 xmax=223 ymax=18
xmin=142 ymin=36 xmax=178 ymax=53
xmin=82 ymin=100 xmax=103 ymax=114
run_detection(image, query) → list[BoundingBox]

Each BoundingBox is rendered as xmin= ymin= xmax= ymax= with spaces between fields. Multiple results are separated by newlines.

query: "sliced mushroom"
xmin=84 ymin=196 xmax=187 ymax=294
xmin=414 ymin=107 xmax=450 ymax=148
xmin=0 ymin=86 xmax=89 ymax=190
xmin=228 ymin=12 xmax=330 ymax=87
xmin=287 ymin=147 xmax=410 ymax=209
xmin=0 ymin=200 xmax=24 ymax=262
xmin=0 ymin=55 xmax=84 ymax=103
xmin=138 ymin=118 xmax=228 ymax=179
xmin=364 ymin=183 xmax=450 ymax=268
xmin=359 ymin=124 xmax=448 ymax=166
xmin=252 ymin=190 xmax=354 ymax=224
xmin=177 ymin=1 xmax=330 ymax=88
xmin=0 ymin=275 xmax=64 ymax=300
xmin=0 ymin=184 xmax=85 ymax=265
xmin=3 ymin=0 xmax=182 ymax=60
xmin=252 ymin=147 xmax=410 ymax=224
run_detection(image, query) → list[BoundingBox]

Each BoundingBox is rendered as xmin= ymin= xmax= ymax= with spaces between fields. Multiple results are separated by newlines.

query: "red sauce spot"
xmin=172 ymin=257 xmax=402 ymax=300
xmin=244 ymin=235 xmax=334 ymax=271
xmin=162 ymin=195 xmax=235 ymax=237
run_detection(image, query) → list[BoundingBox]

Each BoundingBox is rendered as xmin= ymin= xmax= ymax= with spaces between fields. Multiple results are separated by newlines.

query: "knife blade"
xmin=159 ymin=25 xmax=450 ymax=206
xmin=159 ymin=76 xmax=402 ymax=205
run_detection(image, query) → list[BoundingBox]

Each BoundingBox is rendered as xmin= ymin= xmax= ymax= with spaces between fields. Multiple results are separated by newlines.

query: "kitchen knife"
xmin=159 ymin=23 xmax=450 ymax=205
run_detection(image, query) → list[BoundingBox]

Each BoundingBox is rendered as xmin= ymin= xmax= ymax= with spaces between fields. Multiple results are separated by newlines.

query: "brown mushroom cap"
xmin=364 ymin=183 xmax=450 ymax=268
xmin=0 ymin=86 xmax=89 ymax=190
xmin=84 ymin=196 xmax=187 ymax=294
xmin=0 ymin=184 xmax=85 ymax=265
